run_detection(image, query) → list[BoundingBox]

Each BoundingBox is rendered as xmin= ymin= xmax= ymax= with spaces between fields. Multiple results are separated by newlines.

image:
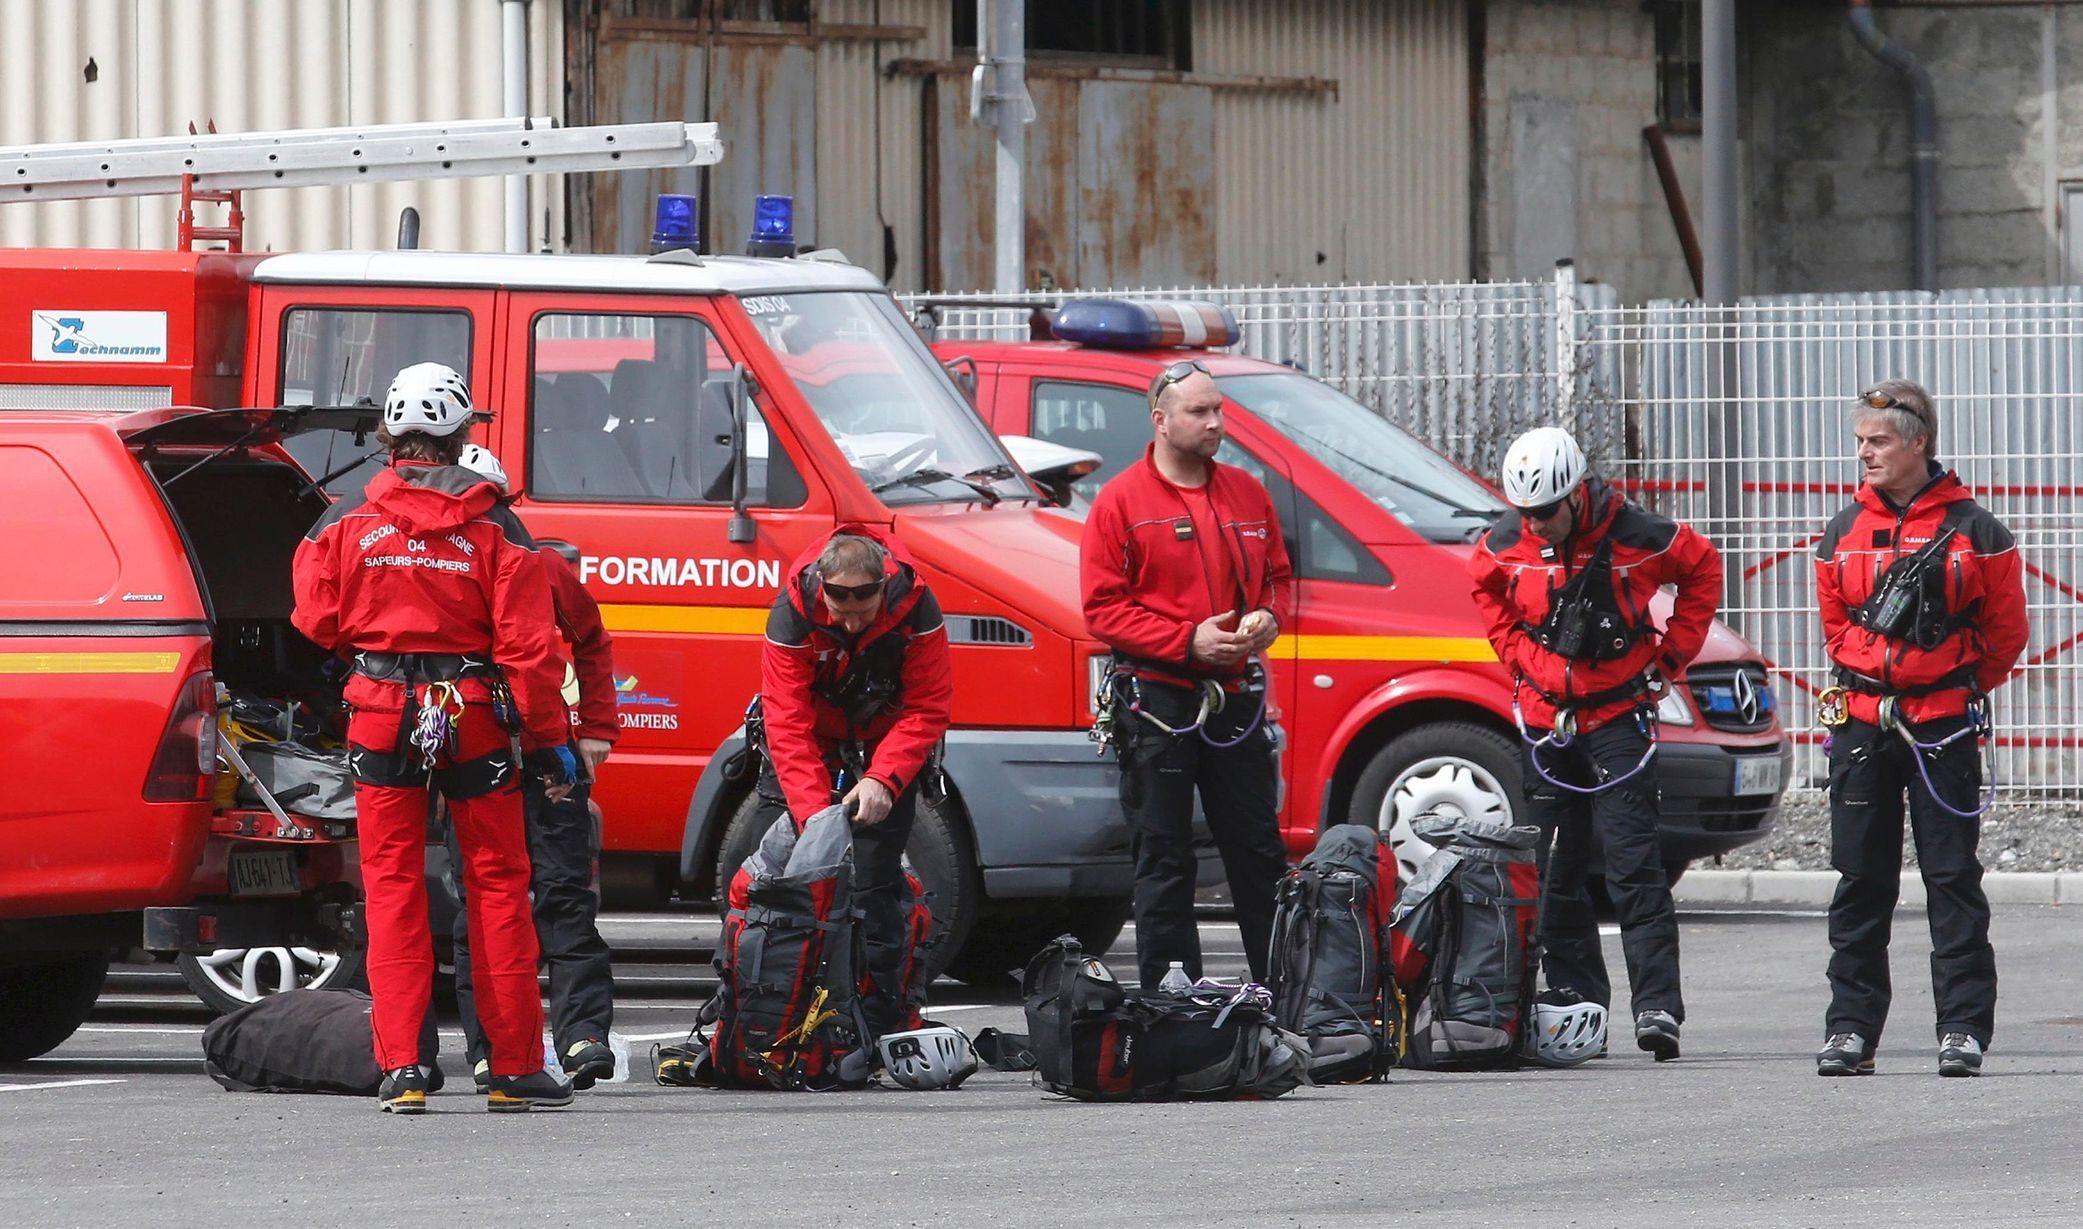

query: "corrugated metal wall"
xmin=0 ymin=0 xmax=565 ymax=253
xmin=813 ymin=0 xmax=936 ymax=288
xmin=1195 ymin=0 xmax=1469 ymax=285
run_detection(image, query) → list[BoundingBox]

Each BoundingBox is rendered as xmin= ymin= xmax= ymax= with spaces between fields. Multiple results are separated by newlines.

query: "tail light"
xmin=144 ymin=670 xmax=218 ymax=802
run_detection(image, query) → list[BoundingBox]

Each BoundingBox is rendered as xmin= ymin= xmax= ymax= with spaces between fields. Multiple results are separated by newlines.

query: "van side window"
xmin=1217 ymin=441 xmax=1391 ymax=587
xmin=277 ymin=307 xmax=472 ymax=500
xmin=1030 ymin=380 xmax=1150 ymax=502
xmin=527 ymin=312 xmax=805 ymax=507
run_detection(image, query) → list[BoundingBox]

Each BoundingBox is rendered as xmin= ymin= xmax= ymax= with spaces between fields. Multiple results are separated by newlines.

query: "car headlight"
xmin=1655 ymin=684 xmax=1696 ymax=726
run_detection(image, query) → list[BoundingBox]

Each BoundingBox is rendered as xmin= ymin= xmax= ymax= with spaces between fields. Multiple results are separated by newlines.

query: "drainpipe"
xmin=502 ymin=0 xmax=529 ymax=254
xmin=1848 ymin=0 xmax=1938 ymax=290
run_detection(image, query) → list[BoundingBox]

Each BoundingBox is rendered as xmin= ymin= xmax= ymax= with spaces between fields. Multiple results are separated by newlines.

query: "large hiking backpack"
xmin=1022 ymin=937 xmax=1310 ymax=1102
xmin=1265 ymin=824 xmax=1401 ymax=1083
xmin=654 ymin=803 xmax=931 ymax=1091
xmin=1390 ymin=814 xmax=1542 ymax=1070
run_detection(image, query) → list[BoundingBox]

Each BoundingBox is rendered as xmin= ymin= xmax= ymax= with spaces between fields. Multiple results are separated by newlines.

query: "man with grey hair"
xmin=1811 ymin=378 xmax=2027 ymax=1078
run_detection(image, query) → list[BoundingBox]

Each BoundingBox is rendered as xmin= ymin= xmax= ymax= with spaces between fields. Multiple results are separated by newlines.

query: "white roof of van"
xmin=250 ymin=250 xmax=886 ymax=295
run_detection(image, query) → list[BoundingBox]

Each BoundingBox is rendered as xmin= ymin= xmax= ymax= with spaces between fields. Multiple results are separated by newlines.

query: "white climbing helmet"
xmin=877 ymin=1025 xmax=980 ymax=1091
xmin=382 ymin=361 xmax=475 ymax=439
xmin=1529 ymin=995 xmax=1608 ymax=1068
xmin=1500 ymin=426 xmax=1588 ymax=510
xmin=456 ymin=443 xmax=510 ymax=493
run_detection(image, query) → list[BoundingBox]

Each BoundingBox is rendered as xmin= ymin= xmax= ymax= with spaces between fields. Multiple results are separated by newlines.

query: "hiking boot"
xmin=472 ymin=1059 xmax=490 ymax=1093
xmin=421 ymin=1062 xmax=446 ymax=1094
xmin=486 ymin=1068 xmax=574 ymax=1113
xmin=1939 ymin=1033 xmax=1984 ymax=1078
xmin=1816 ymin=1033 xmax=1874 ymax=1076
xmin=377 ymin=1066 xmax=427 ymax=1115
xmin=1634 ymin=1010 xmax=1681 ymax=1061
xmin=562 ymin=1039 xmax=616 ymax=1090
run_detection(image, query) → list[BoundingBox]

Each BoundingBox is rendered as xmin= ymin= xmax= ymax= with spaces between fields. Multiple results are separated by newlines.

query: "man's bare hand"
xmin=577 ymin=737 xmax=612 ymax=776
xmin=1238 ymin=609 xmax=1279 ymax=652
xmin=843 ymin=776 xmax=896 ymax=827
xmin=1192 ymin=613 xmax=1251 ymax=669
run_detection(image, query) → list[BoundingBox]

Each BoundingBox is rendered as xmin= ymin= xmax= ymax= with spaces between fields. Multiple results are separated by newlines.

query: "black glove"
xmin=525 ymin=745 xmax=579 ymax=788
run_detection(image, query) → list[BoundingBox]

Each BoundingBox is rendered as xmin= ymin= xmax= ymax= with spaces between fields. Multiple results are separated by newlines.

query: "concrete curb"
xmin=1676 ymin=869 xmax=2081 ymax=907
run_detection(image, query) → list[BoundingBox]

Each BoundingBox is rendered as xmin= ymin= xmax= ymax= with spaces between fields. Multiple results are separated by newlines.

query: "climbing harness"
xmin=1879 ymin=693 xmax=1998 ymax=819
xmin=1513 ymin=673 xmax=1661 ymax=796
xmin=410 ymin=680 xmax=464 ymax=771
xmin=1092 ymin=658 xmax=1268 ymax=751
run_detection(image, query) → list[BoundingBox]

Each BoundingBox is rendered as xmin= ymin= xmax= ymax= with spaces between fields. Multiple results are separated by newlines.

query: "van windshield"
xmin=737 ymin=291 xmax=1030 ymax=505
xmin=1217 ymin=373 xmax=1507 ymax=543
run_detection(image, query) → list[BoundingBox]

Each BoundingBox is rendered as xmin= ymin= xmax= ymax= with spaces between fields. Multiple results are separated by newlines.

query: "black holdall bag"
xmin=1265 ymin=823 xmax=1402 ymax=1083
xmin=1021 ymin=936 xmax=1310 ymax=1102
xmin=202 ymin=989 xmax=388 ymax=1095
xmin=1390 ymin=815 xmax=1543 ymax=1071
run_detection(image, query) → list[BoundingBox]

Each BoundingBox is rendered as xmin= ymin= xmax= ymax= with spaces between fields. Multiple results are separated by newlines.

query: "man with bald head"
xmin=1081 ymin=359 xmax=1293 ymax=990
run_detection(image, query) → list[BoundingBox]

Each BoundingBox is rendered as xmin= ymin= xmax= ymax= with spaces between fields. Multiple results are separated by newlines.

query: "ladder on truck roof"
xmin=0 ymin=115 xmax=723 ymax=248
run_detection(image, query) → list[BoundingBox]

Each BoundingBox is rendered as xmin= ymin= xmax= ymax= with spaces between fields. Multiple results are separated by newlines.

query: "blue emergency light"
xmin=650 ymin=194 xmax=700 ymax=254
xmin=746 ymin=194 xmax=796 ymax=257
xmin=1049 ymin=298 xmax=1242 ymax=351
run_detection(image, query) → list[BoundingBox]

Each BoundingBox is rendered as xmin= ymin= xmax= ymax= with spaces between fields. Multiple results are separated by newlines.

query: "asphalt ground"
xmin=6 ymin=907 xmax=2083 ymax=1228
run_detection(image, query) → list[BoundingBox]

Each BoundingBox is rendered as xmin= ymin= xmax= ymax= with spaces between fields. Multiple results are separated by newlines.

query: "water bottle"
xmin=1157 ymin=961 xmax=1192 ymax=996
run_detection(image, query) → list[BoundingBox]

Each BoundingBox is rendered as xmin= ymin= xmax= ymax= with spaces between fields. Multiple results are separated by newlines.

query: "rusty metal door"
xmin=928 ymin=75 xmax=1213 ymax=292
xmin=590 ymin=26 xmax=815 ymax=255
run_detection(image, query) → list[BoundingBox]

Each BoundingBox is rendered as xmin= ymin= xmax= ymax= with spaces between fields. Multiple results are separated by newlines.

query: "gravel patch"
xmin=1709 ymin=791 xmax=2083 ymax=874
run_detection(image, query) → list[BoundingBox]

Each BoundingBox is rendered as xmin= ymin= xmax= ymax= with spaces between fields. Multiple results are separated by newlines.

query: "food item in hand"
xmin=1239 ymin=610 xmax=1272 ymax=638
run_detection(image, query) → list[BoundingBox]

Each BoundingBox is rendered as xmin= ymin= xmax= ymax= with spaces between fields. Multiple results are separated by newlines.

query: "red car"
xmin=932 ymin=298 xmax=1791 ymax=880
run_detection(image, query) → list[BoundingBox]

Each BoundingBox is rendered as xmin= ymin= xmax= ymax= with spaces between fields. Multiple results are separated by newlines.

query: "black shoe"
xmin=1634 ymin=1010 xmax=1681 ymax=1061
xmin=377 ymin=1066 xmax=428 ymax=1115
xmin=561 ymin=1039 xmax=616 ymax=1090
xmin=1816 ymin=1032 xmax=1874 ymax=1077
xmin=422 ymin=1062 xmax=447 ymax=1095
xmin=1939 ymin=1033 xmax=1984 ymax=1078
xmin=486 ymin=1068 xmax=575 ymax=1113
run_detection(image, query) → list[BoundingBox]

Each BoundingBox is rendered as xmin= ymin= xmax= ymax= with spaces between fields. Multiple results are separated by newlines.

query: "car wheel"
xmin=943 ymin=896 xmax=1134 ymax=986
xmin=1351 ymin=723 xmax=1524 ymax=884
xmin=714 ymin=789 xmax=982 ymax=985
xmin=177 ymin=944 xmax=365 ymax=1017
xmin=0 ymin=955 xmax=109 ymax=1064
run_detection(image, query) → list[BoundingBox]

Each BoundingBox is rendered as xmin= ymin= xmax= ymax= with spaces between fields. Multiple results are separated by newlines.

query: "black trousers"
xmin=452 ymin=775 xmax=615 ymax=1065
xmin=1825 ymin=716 xmax=1995 ymax=1049
xmin=1524 ymin=718 xmax=1684 ymax=1022
xmin=751 ymin=757 xmax=919 ymax=1041
xmin=1114 ymin=679 xmax=1286 ymax=991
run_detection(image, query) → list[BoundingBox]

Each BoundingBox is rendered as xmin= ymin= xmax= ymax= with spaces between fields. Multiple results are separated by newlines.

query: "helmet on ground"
xmin=456 ymin=443 xmax=510 ymax=493
xmin=383 ymin=362 xmax=474 ymax=438
xmin=1529 ymin=989 xmax=1607 ymax=1067
xmin=1500 ymin=426 xmax=1588 ymax=510
xmin=877 ymin=1025 xmax=979 ymax=1091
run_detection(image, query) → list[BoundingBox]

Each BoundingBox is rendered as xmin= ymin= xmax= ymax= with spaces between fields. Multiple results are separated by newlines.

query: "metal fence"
xmin=907 ymin=277 xmax=2083 ymax=797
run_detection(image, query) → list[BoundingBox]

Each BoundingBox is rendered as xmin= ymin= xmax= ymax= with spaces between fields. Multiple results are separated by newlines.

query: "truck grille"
xmin=943 ymin=615 xmax=1032 ymax=647
xmin=1687 ymin=663 xmax=1777 ymax=733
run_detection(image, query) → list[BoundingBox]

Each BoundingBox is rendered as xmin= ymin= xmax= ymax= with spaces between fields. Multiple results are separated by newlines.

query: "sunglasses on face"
xmin=1519 ymin=496 xmax=1569 ymax=522
xmin=1147 ymin=359 xmax=1213 ymax=407
xmin=821 ymin=579 xmax=884 ymax=603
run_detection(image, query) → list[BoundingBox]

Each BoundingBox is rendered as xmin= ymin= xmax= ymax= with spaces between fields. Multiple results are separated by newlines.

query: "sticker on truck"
xmin=32 ymin=310 xmax=169 ymax=362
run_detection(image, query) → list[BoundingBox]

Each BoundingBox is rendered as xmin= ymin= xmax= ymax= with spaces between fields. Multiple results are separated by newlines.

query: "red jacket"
xmin=1081 ymin=444 xmax=1294 ymax=683
xmin=292 ymin=461 xmax=568 ymax=752
xmin=1815 ymin=468 xmax=2028 ymax=723
xmin=1469 ymin=480 xmax=1723 ymax=731
xmin=545 ymin=550 xmax=617 ymax=745
xmin=760 ymin=525 xmax=954 ymax=824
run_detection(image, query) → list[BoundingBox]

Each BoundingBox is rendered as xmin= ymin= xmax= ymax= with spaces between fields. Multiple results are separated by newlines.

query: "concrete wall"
xmin=1475 ymin=0 xmax=1704 ymax=302
xmin=1748 ymin=2 xmax=2055 ymax=294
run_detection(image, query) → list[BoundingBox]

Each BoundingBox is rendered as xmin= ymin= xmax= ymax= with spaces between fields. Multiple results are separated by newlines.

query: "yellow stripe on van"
xmin=1286 ymin=635 xmax=1498 ymax=664
xmin=597 ymin=604 xmax=769 ymax=636
xmin=0 ymin=651 xmax=183 ymax=674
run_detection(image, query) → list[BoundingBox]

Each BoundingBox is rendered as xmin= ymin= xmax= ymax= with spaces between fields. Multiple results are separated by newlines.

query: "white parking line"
xmin=0 ymin=1079 xmax=124 ymax=1092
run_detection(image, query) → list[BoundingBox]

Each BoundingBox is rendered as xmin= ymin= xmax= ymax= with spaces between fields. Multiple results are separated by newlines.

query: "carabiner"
xmin=1551 ymin=708 xmax=1578 ymax=744
xmin=1876 ymin=695 xmax=1900 ymax=734
xmin=1815 ymin=685 xmax=1850 ymax=729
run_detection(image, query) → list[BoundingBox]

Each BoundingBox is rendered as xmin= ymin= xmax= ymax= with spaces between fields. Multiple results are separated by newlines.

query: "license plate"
xmin=1733 ymin=754 xmax=1783 ymax=797
xmin=228 ymin=849 xmax=300 ymax=897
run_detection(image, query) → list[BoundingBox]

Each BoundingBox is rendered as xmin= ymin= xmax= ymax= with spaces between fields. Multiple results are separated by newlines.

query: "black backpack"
xmin=202 ymin=989 xmax=387 ymax=1095
xmin=1265 ymin=824 xmax=1401 ymax=1083
xmin=1022 ymin=937 xmax=1310 ymax=1102
xmin=1390 ymin=815 xmax=1543 ymax=1070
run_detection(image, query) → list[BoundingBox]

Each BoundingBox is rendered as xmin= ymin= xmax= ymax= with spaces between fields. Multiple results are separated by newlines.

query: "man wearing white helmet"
xmin=1467 ymin=426 xmax=1723 ymax=1061
xmin=448 ymin=444 xmax=623 ymax=1093
xmin=293 ymin=362 xmax=579 ymax=1113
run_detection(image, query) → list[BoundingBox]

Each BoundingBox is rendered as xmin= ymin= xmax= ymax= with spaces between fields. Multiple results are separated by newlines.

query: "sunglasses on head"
xmin=1859 ymin=387 xmax=1931 ymax=426
xmin=1147 ymin=359 xmax=1213 ymax=406
xmin=821 ymin=579 xmax=884 ymax=603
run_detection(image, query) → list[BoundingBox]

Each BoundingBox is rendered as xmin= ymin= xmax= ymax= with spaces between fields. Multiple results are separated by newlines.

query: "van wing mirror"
xmin=535 ymin=538 xmax=582 ymax=568
xmin=942 ymin=355 xmax=979 ymax=402
xmin=724 ymin=363 xmax=757 ymax=543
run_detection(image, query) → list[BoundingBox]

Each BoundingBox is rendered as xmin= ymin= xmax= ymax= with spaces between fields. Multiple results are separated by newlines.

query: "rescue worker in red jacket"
xmin=447 ymin=445 xmax=619 ymax=1092
xmin=1812 ymin=380 xmax=2028 ymax=1079
xmin=292 ymin=363 xmax=578 ymax=1114
xmin=755 ymin=524 xmax=953 ymax=1040
xmin=1468 ymin=426 xmax=1722 ymax=1061
xmin=1081 ymin=359 xmax=1293 ymax=991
